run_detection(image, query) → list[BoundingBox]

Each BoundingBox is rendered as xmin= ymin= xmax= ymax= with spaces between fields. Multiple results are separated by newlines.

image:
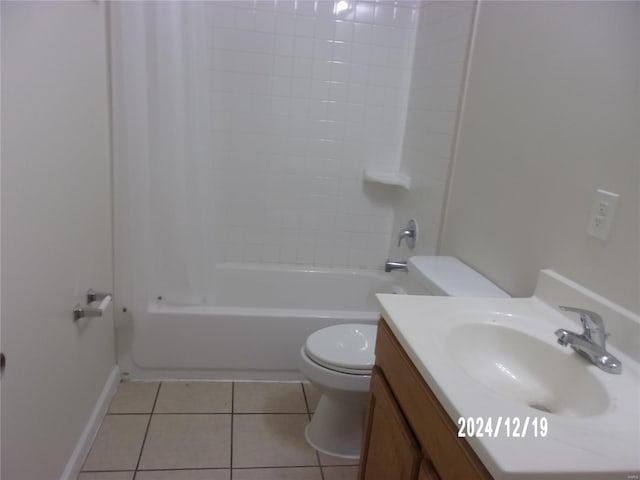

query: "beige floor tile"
xmin=138 ymin=414 xmax=231 ymax=470
xmin=318 ymin=452 xmax=359 ymax=466
xmin=234 ymin=382 xmax=307 ymax=413
xmin=232 ymin=467 xmax=322 ymax=480
xmin=108 ymin=382 xmax=159 ymax=414
xmin=77 ymin=472 xmax=134 ymax=480
xmin=82 ymin=415 xmax=149 ymax=471
xmin=322 ymin=466 xmax=359 ymax=480
xmin=302 ymin=383 xmax=321 ymax=413
xmin=233 ymin=414 xmax=319 ymax=468
xmin=154 ymin=382 xmax=232 ymax=413
xmin=135 ymin=470 xmax=229 ymax=480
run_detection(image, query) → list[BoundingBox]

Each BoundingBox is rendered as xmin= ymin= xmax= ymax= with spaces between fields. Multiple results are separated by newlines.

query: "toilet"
xmin=298 ymin=256 xmax=509 ymax=458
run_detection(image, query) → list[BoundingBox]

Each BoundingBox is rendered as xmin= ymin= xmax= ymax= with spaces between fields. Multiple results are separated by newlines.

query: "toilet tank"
xmin=405 ymin=256 xmax=509 ymax=298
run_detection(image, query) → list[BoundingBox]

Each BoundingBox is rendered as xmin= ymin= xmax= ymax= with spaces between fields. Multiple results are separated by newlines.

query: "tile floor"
xmin=79 ymin=381 xmax=359 ymax=480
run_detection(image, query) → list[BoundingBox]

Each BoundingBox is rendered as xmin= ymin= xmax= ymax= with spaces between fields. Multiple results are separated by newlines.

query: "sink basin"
xmin=448 ymin=322 xmax=610 ymax=417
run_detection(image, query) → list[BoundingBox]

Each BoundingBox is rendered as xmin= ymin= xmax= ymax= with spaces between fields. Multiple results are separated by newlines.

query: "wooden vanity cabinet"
xmin=358 ymin=320 xmax=493 ymax=480
xmin=419 ymin=461 xmax=441 ymax=480
xmin=359 ymin=368 xmax=421 ymax=480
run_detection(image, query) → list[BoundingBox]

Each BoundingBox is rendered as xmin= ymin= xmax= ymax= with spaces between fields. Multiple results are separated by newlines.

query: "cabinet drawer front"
xmin=375 ymin=320 xmax=492 ymax=480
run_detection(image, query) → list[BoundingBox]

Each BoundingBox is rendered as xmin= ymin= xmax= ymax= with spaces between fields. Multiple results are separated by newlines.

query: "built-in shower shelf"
xmin=363 ymin=169 xmax=411 ymax=189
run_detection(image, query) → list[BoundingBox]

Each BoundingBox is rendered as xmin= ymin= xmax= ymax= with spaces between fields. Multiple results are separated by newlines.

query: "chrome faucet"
xmin=554 ymin=306 xmax=622 ymax=374
xmin=384 ymin=261 xmax=407 ymax=272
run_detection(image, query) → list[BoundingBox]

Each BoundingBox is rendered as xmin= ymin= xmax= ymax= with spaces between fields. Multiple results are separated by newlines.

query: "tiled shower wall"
xmin=390 ymin=1 xmax=476 ymax=259
xmin=205 ymin=1 xmax=420 ymax=268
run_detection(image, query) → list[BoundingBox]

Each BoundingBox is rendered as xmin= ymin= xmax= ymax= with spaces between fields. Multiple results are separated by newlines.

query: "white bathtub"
xmin=119 ymin=263 xmax=396 ymax=380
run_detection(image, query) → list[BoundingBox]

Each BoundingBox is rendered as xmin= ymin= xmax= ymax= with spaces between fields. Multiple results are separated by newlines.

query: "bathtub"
xmin=119 ymin=263 xmax=396 ymax=380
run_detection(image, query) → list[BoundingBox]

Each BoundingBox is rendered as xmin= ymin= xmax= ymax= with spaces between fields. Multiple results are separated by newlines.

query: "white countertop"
xmin=376 ymin=271 xmax=640 ymax=480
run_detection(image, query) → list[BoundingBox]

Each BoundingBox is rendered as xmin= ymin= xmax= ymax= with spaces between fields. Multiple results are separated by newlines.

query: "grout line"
xmin=317 ymin=450 xmax=326 ymax=480
xmin=301 ymin=382 xmax=325 ymax=479
xmin=134 ymin=382 xmax=161 ymax=473
xmin=134 ymin=467 xmax=230 ymax=472
xmin=146 ymin=411 xmax=307 ymax=415
xmin=231 ymin=465 xmax=324 ymax=470
xmin=106 ymin=412 xmax=159 ymax=416
xmin=151 ymin=382 xmax=162 ymax=414
xmin=228 ymin=411 xmax=310 ymax=415
xmin=230 ymin=381 xmax=235 ymax=480
xmin=85 ymin=466 xmax=333 ymax=473
xmin=301 ymin=382 xmax=311 ymax=415
xmin=81 ymin=470 xmax=136 ymax=474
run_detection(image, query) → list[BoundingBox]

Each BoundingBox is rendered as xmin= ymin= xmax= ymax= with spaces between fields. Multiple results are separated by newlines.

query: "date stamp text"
xmin=457 ymin=416 xmax=548 ymax=438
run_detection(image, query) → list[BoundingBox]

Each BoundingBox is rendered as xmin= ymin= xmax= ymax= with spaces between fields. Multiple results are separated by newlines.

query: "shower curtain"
xmin=110 ymin=1 xmax=213 ymax=313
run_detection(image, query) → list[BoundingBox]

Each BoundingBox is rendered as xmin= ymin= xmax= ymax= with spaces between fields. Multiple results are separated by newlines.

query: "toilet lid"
xmin=304 ymin=324 xmax=377 ymax=374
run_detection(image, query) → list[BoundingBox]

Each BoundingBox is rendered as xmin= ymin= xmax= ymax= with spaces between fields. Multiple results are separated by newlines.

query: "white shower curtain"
xmin=110 ymin=1 xmax=213 ymax=312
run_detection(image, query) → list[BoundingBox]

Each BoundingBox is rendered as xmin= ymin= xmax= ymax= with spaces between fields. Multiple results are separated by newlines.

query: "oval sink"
xmin=448 ymin=323 xmax=610 ymax=417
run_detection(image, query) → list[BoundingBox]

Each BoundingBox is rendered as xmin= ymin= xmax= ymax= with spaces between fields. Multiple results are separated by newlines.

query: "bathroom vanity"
xmin=358 ymin=319 xmax=491 ymax=480
xmin=359 ymin=270 xmax=640 ymax=480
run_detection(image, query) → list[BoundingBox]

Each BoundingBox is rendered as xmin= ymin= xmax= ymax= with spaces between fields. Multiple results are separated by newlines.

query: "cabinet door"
xmin=375 ymin=320 xmax=493 ymax=480
xmin=359 ymin=368 xmax=421 ymax=480
xmin=419 ymin=460 xmax=441 ymax=480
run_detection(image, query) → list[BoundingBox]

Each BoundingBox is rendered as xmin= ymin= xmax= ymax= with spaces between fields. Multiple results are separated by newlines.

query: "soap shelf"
xmin=363 ymin=169 xmax=411 ymax=189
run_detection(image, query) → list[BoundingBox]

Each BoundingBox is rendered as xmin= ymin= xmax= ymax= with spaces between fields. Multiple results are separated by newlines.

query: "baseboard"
xmin=60 ymin=365 xmax=120 ymax=480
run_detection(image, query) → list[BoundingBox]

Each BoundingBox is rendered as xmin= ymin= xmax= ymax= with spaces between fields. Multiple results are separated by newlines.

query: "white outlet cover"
xmin=586 ymin=189 xmax=619 ymax=241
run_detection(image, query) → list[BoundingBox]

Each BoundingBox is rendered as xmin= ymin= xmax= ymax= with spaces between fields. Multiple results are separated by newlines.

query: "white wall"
xmin=1 ymin=2 xmax=116 ymax=478
xmin=206 ymin=0 xmax=420 ymax=268
xmin=389 ymin=1 xmax=476 ymax=259
xmin=441 ymin=1 xmax=640 ymax=313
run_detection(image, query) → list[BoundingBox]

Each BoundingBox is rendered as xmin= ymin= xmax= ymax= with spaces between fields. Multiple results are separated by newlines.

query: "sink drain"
xmin=528 ymin=403 xmax=553 ymax=414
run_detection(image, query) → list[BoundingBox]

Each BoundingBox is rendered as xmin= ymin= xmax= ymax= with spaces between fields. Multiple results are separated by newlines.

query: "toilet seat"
xmin=304 ymin=324 xmax=377 ymax=375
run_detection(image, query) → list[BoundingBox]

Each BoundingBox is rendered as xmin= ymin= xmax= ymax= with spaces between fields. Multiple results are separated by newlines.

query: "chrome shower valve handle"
xmin=397 ymin=219 xmax=417 ymax=249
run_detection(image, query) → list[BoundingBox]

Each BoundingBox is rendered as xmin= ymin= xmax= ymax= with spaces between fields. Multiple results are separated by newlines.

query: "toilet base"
xmin=304 ymin=394 xmax=365 ymax=459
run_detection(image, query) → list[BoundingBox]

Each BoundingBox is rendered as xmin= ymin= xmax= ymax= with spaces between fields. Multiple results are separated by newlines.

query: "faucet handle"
xmin=558 ymin=306 xmax=606 ymax=345
xmin=397 ymin=219 xmax=417 ymax=249
xmin=397 ymin=229 xmax=414 ymax=247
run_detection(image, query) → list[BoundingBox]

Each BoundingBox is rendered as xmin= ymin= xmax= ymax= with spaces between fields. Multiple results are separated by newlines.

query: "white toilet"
xmin=298 ymin=256 xmax=509 ymax=458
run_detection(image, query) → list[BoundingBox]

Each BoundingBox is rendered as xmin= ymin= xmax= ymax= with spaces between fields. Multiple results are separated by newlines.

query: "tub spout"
xmin=385 ymin=260 xmax=407 ymax=273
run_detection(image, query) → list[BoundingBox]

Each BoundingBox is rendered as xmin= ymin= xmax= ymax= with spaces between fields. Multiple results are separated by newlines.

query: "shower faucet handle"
xmin=397 ymin=219 xmax=417 ymax=249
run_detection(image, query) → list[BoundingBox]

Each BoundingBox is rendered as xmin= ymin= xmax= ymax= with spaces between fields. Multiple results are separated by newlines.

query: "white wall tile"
xmin=206 ymin=0 xmax=418 ymax=269
xmin=295 ymin=16 xmax=316 ymax=36
xmin=391 ymin=1 xmax=476 ymax=260
xmin=295 ymin=1 xmax=317 ymax=17
xmin=275 ymin=13 xmax=296 ymax=35
xmin=355 ymin=2 xmax=375 ymax=24
xmin=334 ymin=20 xmax=354 ymax=42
